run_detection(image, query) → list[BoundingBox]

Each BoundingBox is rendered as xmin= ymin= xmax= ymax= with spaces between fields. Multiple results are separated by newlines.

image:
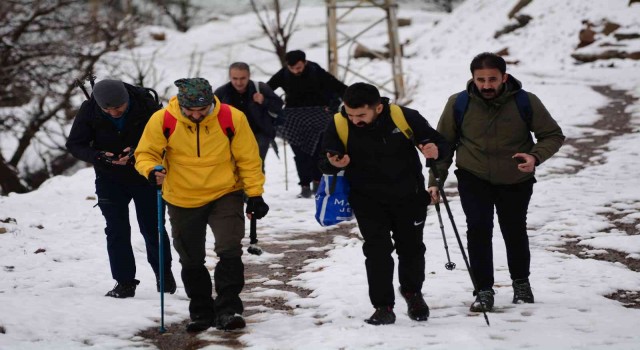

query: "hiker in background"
xmin=66 ymin=79 xmax=176 ymax=299
xmin=135 ymin=78 xmax=269 ymax=332
xmin=214 ymin=62 xmax=283 ymax=172
xmin=319 ymin=82 xmax=449 ymax=325
xmin=267 ymin=49 xmax=347 ymax=198
xmin=428 ymin=52 xmax=565 ymax=313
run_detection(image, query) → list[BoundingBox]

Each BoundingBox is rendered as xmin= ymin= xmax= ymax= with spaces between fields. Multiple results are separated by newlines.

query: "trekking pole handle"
xmin=154 ymin=165 xmax=165 ymax=190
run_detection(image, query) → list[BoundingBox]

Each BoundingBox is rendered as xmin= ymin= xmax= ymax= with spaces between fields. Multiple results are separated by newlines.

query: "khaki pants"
xmin=166 ymin=190 xmax=246 ymax=318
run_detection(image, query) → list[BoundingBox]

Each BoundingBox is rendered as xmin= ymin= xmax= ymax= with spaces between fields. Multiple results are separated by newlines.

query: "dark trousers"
xmin=455 ymin=169 xmax=535 ymax=291
xmin=166 ymin=191 xmax=245 ymax=320
xmin=95 ymin=177 xmax=172 ymax=282
xmin=350 ymin=193 xmax=428 ymax=308
xmin=290 ymin=144 xmax=322 ymax=187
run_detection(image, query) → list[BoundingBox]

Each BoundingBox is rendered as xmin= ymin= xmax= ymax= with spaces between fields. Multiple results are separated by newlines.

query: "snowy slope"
xmin=1 ymin=0 xmax=640 ymax=349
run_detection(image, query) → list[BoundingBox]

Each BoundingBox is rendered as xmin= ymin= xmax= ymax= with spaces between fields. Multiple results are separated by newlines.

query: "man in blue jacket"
xmin=66 ymin=79 xmax=176 ymax=298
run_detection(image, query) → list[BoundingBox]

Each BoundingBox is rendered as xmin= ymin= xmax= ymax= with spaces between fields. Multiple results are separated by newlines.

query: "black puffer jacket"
xmin=321 ymin=98 xmax=449 ymax=203
xmin=66 ymin=83 xmax=160 ymax=184
xmin=267 ymin=61 xmax=347 ymax=110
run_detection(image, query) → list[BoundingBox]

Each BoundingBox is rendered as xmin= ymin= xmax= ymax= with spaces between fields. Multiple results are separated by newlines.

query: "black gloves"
xmin=95 ymin=151 xmax=116 ymax=166
xmin=148 ymin=168 xmax=163 ymax=186
xmin=246 ymin=196 xmax=269 ymax=219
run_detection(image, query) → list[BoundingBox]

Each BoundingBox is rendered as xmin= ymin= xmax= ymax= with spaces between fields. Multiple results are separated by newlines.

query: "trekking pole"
xmin=154 ymin=165 xmax=167 ymax=333
xmin=247 ymin=215 xmax=263 ymax=255
xmin=428 ymin=160 xmax=490 ymax=326
xmin=283 ymin=139 xmax=289 ymax=191
xmin=434 ymin=201 xmax=456 ymax=271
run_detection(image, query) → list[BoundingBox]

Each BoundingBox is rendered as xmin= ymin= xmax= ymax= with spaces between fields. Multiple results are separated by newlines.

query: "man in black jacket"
xmin=320 ymin=83 xmax=449 ymax=325
xmin=66 ymin=79 xmax=176 ymax=298
xmin=214 ymin=62 xmax=283 ymax=172
xmin=268 ymin=50 xmax=347 ymax=198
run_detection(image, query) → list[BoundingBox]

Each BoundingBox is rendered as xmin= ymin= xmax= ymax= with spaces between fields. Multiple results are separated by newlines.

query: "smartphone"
xmin=327 ymin=149 xmax=344 ymax=160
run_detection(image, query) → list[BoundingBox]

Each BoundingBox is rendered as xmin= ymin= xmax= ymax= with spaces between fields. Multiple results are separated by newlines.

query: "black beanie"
xmin=93 ymin=79 xmax=128 ymax=109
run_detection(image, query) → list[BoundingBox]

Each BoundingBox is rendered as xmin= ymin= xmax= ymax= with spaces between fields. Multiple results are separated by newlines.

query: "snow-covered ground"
xmin=1 ymin=0 xmax=640 ymax=349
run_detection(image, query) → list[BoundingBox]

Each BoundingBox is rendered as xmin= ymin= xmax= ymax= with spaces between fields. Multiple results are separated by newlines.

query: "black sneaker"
xmin=469 ymin=289 xmax=494 ymax=312
xmin=400 ymin=290 xmax=429 ymax=321
xmin=105 ymin=279 xmax=140 ymax=298
xmin=364 ymin=306 xmax=396 ymax=325
xmin=216 ymin=314 xmax=246 ymax=331
xmin=512 ymin=279 xmax=534 ymax=304
xmin=297 ymin=186 xmax=313 ymax=198
xmin=186 ymin=316 xmax=214 ymax=333
xmin=156 ymin=271 xmax=177 ymax=294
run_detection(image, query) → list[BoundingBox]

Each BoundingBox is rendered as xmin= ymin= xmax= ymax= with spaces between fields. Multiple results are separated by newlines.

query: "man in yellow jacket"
xmin=135 ymin=77 xmax=268 ymax=332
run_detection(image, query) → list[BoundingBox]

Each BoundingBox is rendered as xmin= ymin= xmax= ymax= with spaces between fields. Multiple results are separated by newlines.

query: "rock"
xmin=150 ymin=32 xmax=166 ymax=41
xmin=0 ymin=227 xmax=7 ymax=234
xmin=34 ymin=248 xmax=46 ymax=254
xmin=496 ymin=47 xmax=510 ymax=56
xmin=507 ymin=0 xmax=533 ymax=18
xmin=614 ymin=33 xmax=640 ymax=41
xmin=398 ymin=18 xmax=412 ymax=27
xmin=602 ymin=21 xmax=621 ymax=35
xmin=572 ymin=50 xmax=640 ymax=63
xmin=578 ymin=27 xmax=596 ymax=48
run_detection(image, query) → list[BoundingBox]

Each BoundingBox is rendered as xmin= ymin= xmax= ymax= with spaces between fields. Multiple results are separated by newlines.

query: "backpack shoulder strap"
xmin=218 ymin=103 xmax=234 ymax=141
xmin=334 ymin=113 xmax=349 ymax=151
xmin=163 ymin=110 xmax=177 ymax=140
xmin=389 ymin=104 xmax=413 ymax=141
xmin=453 ymin=90 xmax=470 ymax=130
xmin=514 ymin=89 xmax=532 ymax=128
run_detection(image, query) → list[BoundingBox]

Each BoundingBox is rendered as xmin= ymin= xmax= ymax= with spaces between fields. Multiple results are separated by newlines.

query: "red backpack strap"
xmin=163 ymin=110 xmax=177 ymax=140
xmin=217 ymin=103 xmax=235 ymax=140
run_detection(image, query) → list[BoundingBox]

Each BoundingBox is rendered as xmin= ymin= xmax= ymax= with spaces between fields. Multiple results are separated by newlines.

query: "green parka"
xmin=428 ymin=75 xmax=565 ymax=186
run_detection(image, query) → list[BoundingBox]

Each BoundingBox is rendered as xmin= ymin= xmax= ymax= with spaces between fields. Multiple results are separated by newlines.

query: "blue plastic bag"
xmin=315 ymin=171 xmax=354 ymax=226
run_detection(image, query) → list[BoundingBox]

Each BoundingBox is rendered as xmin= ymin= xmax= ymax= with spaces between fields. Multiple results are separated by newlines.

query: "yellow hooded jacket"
xmin=135 ymin=95 xmax=265 ymax=208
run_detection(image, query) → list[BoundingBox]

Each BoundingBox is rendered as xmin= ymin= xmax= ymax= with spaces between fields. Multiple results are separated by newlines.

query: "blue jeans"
xmin=95 ymin=177 xmax=172 ymax=282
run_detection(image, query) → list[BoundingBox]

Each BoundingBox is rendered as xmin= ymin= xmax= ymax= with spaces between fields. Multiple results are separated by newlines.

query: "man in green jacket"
xmin=428 ymin=52 xmax=564 ymax=313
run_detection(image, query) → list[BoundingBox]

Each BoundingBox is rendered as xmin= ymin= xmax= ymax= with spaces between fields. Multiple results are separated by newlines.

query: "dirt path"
xmin=551 ymin=86 xmax=640 ymax=308
xmin=137 ymin=223 xmax=357 ymax=349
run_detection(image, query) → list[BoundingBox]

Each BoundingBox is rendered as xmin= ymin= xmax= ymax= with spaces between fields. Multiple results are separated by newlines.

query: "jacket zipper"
xmin=196 ymin=124 xmax=201 ymax=157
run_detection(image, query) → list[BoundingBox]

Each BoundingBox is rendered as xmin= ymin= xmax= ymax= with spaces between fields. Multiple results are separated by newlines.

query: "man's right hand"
xmin=428 ymin=186 xmax=440 ymax=204
xmin=327 ymin=153 xmax=350 ymax=168
xmin=148 ymin=168 xmax=166 ymax=186
xmin=95 ymin=151 xmax=117 ymax=166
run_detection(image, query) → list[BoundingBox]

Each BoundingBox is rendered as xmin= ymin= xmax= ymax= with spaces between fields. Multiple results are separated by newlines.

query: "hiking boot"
xmin=469 ymin=289 xmax=494 ymax=312
xmin=216 ymin=314 xmax=246 ymax=331
xmin=186 ymin=316 xmax=214 ymax=333
xmin=400 ymin=290 xmax=430 ymax=321
xmin=364 ymin=306 xmax=396 ymax=325
xmin=156 ymin=270 xmax=177 ymax=294
xmin=297 ymin=186 xmax=313 ymax=198
xmin=512 ymin=279 xmax=535 ymax=304
xmin=105 ymin=279 xmax=140 ymax=298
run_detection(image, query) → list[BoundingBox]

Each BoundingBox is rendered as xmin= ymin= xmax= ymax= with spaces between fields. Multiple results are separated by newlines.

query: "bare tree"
xmin=0 ymin=0 xmax=136 ymax=194
xmin=250 ymin=0 xmax=301 ymax=68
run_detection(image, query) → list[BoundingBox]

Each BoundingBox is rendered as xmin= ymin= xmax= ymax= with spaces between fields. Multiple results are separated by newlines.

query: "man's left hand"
xmin=253 ymin=92 xmax=264 ymax=104
xmin=246 ymin=196 xmax=269 ymax=220
xmin=513 ymin=153 xmax=536 ymax=173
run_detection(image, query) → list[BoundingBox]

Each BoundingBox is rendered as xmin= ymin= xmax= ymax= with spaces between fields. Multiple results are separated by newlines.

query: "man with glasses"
xmin=66 ymin=79 xmax=176 ymax=299
xmin=135 ymin=78 xmax=269 ymax=332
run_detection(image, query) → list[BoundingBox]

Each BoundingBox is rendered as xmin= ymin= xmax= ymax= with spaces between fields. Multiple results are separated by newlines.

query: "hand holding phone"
xmin=326 ymin=149 xmax=344 ymax=160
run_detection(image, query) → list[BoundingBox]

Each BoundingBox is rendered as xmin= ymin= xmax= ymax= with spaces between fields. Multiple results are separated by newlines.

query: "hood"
xmin=165 ymin=95 xmax=222 ymax=126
